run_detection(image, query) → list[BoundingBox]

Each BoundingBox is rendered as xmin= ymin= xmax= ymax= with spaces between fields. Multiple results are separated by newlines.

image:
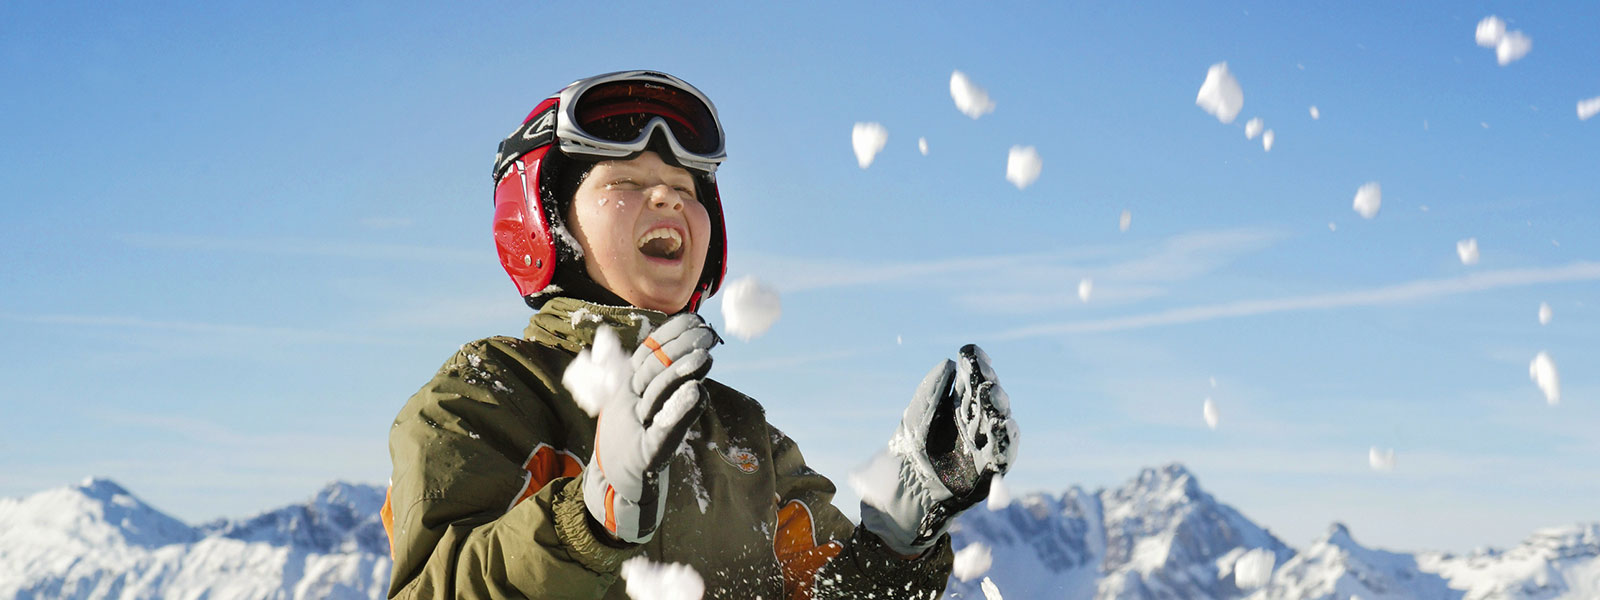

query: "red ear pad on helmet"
xmin=493 ymin=149 xmax=558 ymax=298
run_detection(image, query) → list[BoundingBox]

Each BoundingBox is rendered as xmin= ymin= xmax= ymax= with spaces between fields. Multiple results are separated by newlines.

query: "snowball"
xmin=918 ymin=136 xmax=929 ymax=155
xmin=1309 ymin=106 xmax=1321 ymax=120
xmin=950 ymin=70 xmax=996 ymax=119
xmin=1578 ymin=96 xmax=1600 ymax=121
xmin=1202 ymin=397 xmax=1219 ymax=430
xmin=1457 ymin=238 xmax=1480 ymax=266
xmin=1539 ymin=302 xmax=1552 ymax=325
xmin=980 ymin=577 xmax=1004 ymax=600
xmin=1261 ymin=130 xmax=1275 ymax=152
xmin=1006 ymin=145 xmax=1042 ymax=190
xmin=1245 ymin=117 xmax=1264 ymax=139
xmin=720 ymin=276 xmax=782 ymax=341
xmin=1328 ymin=222 xmax=1338 ymax=232
xmin=1352 ymin=182 xmax=1382 ymax=219
xmin=896 ymin=334 xmax=903 ymax=345
xmin=1196 ymin=62 xmax=1244 ymax=124
xmin=1119 ymin=209 xmax=1132 ymax=232
xmin=851 ymin=122 xmax=889 ymax=169
xmin=1496 ymin=30 xmax=1532 ymax=65
xmin=562 ymin=325 xmax=629 ymax=416
xmin=850 ymin=451 xmax=903 ymax=515
xmin=1369 ymin=447 xmax=1396 ymax=471
xmin=1233 ymin=548 xmax=1275 ymax=590
xmin=1077 ymin=278 xmax=1093 ymax=302
xmin=953 ymin=543 xmax=994 ymax=582
xmin=986 ymin=473 xmax=1012 ymax=510
xmin=621 ymin=557 xmax=705 ymax=600
xmin=1530 ymin=351 xmax=1560 ymax=405
xmin=1476 ymin=16 xmax=1506 ymax=47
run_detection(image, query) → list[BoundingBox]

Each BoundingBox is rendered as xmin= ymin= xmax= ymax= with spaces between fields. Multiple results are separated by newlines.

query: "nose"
xmin=648 ymin=184 xmax=684 ymax=212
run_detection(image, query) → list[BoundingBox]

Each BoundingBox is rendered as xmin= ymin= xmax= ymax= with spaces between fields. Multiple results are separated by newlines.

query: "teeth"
xmin=637 ymin=228 xmax=683 ymax=254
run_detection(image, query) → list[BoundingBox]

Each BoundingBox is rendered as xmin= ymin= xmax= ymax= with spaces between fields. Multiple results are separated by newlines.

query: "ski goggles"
xmin=555 ymin=71 xmax=727 ymax=174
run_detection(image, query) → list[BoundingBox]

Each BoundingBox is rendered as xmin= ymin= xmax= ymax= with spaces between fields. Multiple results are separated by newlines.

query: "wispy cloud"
xmin=0 ymin=311 xmax=398 ymax=345
xmin=117 ymin=233 xmax=479 ymax=263
xmin=983 ymin=262 xmax=1600 ymax=340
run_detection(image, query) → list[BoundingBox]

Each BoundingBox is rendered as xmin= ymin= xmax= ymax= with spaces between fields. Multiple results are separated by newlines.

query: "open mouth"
xmin=636 ymin=227 xmax=684 ymax=261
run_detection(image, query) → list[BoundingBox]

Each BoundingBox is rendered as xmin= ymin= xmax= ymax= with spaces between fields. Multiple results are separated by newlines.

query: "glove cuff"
xmin=855 ymin=451 xmax=949 ymax=556
xmin=582 ymin=460 xmax=671 ymax=544
xmin=553 ymin=474 xmax=642 ymax=574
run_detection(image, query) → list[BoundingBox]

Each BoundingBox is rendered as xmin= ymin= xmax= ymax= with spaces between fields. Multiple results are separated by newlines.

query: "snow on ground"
xmin=1352 ymin=182 xmax=1381 ymax=219
xmin=1579 ymin=96 xmax=1600 ymax=121
xmin=1245 ymin=117 xmax=1264 ymax=139
xmin=1539 ymin=301 xmax=1553 ymax=325
xmin=952 ymin=542 xmax=993 ymax=582
xmin=950 ymin=70 xmax=995 ymax=119
xmin=1005 ymin=145 xmax=1041 ymax=189
xmin=1530 ymin=351 xmax=1560 ymax=405
xmin=562 ymin=325 xmax=629 ymax=416
xmin=1368 ymin=447 xmax=1396 ymax=472
xmin=621 ymin=556 xmax=704 ymax=600
xmin=720 ymin=276 xmax=781 ymax=341
xmin=1196 ymin=62 xmax=1244 ymax=124
xmin=1203 ymin=398 xmax=1219 ymax=430
xmin=1119 ymin=209 xmax=1132 ymax=232
xmin=851 ymin=122 xmax=888 ymax=169
xmin=918 ymin=136 xmax=929 ymax=155
xmin=987 ymin=474 xmax=1012 ymax=510
xmin=1261 ymin=130 xmax=1275 ymax=152
xmin=1476 ymin=16 xmax=1531 ymax=65
xmin=1457 ymin=238 xmax=1480 ymax=265
xmin=980 ymin=577 xmax=1004 ymax=600
xmin=1077 ymin=278 xmax=1093 ymax=302
xmin=1233 ymin=547 xmax=1276 ymax=590
xmin=1309 ymin=106 xmax=1320 ymax=120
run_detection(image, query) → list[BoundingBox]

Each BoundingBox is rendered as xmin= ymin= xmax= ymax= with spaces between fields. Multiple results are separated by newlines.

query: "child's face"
xmin=568 ymin=151 xmax=712 ymax=313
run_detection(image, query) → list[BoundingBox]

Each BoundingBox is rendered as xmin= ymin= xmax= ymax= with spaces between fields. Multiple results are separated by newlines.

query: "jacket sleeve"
xmin=383 ymin=338 xmax=640 ymax=599
xmin=768 ymin=425 xmax=954 ymax=600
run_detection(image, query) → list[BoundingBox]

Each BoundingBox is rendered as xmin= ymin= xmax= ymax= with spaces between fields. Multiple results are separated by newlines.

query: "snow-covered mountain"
xmin=0 ymin=478 xmax=390 ymax=600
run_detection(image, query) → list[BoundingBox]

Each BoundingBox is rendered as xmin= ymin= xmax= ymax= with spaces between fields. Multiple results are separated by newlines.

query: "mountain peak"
xmin=74 ymin=477 xmax=132 ymax=500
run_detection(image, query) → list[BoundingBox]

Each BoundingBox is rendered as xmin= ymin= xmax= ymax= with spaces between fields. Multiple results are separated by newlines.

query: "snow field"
xmin=719 ymin=276 xmax=782 ymax=341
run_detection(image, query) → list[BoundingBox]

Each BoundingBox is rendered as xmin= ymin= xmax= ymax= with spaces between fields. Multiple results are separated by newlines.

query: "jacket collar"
xmin=525 ymin=297 xmax=669 ymax=354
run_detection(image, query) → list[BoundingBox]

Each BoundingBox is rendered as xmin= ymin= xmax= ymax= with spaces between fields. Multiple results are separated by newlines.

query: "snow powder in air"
xmin=953 ymin=543 xmax=994 ymax=582
xmin=721 ymin=276 xmax=782 ymax=341
xmin=1210 ymin=376 xmax=1218 ymax=388
xmin=1245 ymin=117 xmax=1264 ymax=140
xmin=1539 ymin=302 xmax=1552 ymax=325
xmin=1203 ymin=398 xmax=1219 ymax=430
xmin=918 ymin=137 xmax=929 ymax=155
xmin=1476 ymin=16 xmax=1506 ymax=47
xmin=1578 ymin=97 xmax=1600 ymax=121
xmin=980 ymin=577 xmax=1004 ymax=600
xmin=1119 ymin=209 xmax=1132 ymax=232
xmin=620 ymin=556 xmax=705 ymax=600
xmin=851 ymin=122 xmax=889 ymax=169
xmin=987 ymin=473 xmax=1012 ymax=510
xmin=562 ymin=325 xmax=629 ymax=417
xmin=1530 ymin=351 xmax=1560 ymax=405
xmin=1233 ymin=547 xmax=1276 ymax=590
xmin=1195 ymin=62 xmax=1244 ymax=124
xmin=1476 ymin=16 xmax=1531 ymax=66
xmin=1352 ymin=182 xmax=1382 ymax=219
xmin=1328 ymin=222 xmax=1338 ymax=232
xmin=849 ymin=451 xmax=903 ymax=516
xmin=1077 ymin=278 xmax=1093 ymax=303
xmin=1369 ymin=447 xmax=1396 ymax=472
xmin=1262 ymin=129 xmax=1275 ymax=152
xmin=1006 ymin=146 xmax=1042 ymax=190
xmin=1309 ymin=106 xmax=1320 ymax=120
xmin=1456 ymin=238 xmax=1480 ymax=266
xmin=950 ymin=70 xmax=996 ymax=119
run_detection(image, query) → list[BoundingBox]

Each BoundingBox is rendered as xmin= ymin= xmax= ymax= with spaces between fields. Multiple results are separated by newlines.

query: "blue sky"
xmin=2 ymin=1 xmax=1596 ymax=553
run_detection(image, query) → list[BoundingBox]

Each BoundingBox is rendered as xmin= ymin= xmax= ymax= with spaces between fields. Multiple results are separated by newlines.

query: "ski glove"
xmin=581 ymin=313 xmax=716 ymax=544
xmin=857 ymin=344 xmax=1019 ymax=556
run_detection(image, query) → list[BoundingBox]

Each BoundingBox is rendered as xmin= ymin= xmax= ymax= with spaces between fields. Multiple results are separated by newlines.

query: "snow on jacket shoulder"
xmin=383 ymin=297 xmax=952 ymax=600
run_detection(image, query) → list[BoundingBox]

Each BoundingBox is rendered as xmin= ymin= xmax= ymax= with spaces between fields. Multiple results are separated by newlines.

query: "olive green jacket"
xmin=384 ymin=297 xmax=953 ymax=599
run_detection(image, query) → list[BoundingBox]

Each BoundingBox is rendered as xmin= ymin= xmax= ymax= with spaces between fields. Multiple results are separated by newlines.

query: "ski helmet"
xmin=492 ymin=70 xmax=728 ymax=312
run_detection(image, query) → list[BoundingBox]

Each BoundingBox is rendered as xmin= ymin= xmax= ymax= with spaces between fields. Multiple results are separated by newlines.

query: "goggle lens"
xmin=573 ymin=81 xmax=721 ymax=155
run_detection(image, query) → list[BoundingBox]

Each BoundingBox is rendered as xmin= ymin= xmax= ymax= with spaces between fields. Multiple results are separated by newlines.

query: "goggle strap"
xmin=494 ymin=105 xmax=558 ymax=181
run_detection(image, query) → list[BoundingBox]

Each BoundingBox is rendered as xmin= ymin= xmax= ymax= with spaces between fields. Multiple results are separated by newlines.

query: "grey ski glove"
xmin=581 ymin=313 xmax=716 ymax=544
xmin=856 ymin=344 xmax=1019 ymax=556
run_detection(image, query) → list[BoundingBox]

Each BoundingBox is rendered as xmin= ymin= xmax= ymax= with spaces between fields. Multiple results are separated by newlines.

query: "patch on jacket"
xmin=719 ymin=445 xmax=760 ymax=474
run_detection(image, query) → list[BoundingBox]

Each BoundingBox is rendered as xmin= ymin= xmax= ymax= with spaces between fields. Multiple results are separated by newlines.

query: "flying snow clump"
xmin=1475 ymin=16 xmax=1532 ymax=66
xmin=1369 ymin=447 xmax=1396 ymax=472
xmin=1352 ymin=182 xmax=1382 ymax=219
xmin=562 ymin=325 xmax=629 ymax=416
xmin=1245 ymin=117 xmax=1264 ymax=140
xmin=1119 ymin=209 xmax=1132 ymax=232
xmin=1310 ymin=106 xmax=1321 ymax=120
xmin=1530 ymin=351 xmax=1560 ymax=405
xmin=1539 ymin=302 xmax=1552 ymax=325
xmin=1202 ymin=397 xmax=1219 ymax=430
xmin=1195 ymin=62 xmax=1244 ymax=124
xmin=918 ymin=137 xmax=929 ymax=155
xmin=980 ymin=577 xmax=1004 ymax=600
xmin=1077 ymin=278 xmax=1093 ymax=302
xmin=1006 ymin=145 xmax=1042 ymax=189
xmin=987 ymin=473 xmax=1012 ymax=510
xmin=851 ymin=122 xmax=889 ymax=169
xmin=950 ymin=70 xmax=996 ymax=119
xmin=1456 ymin=238 xmax=1480 ymax=266
xmin=1233 ymin=548 xmax=1276 ymax=590
xmin=1578 ymin=96 xmax=1600 ymax=121
xmin=721 ymin=276 xmax=782 ymax=341
xmin=621 ymin=557 xmax=705 ymax=600
xmin=1261 ymin=130 xmax=1275 ymax=152
xmin=952 ymin=543 xmax=994 ymax=582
